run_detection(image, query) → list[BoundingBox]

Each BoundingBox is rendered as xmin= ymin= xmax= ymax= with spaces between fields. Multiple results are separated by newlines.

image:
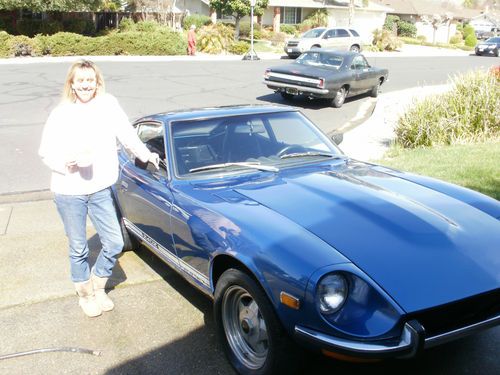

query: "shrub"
xmin=395 ymin=70 xmax=500 ymax=148
xmin=198 ymin=23 xmax=233 ymax=54
xmin=372 ymin=28 xmax=402 ymax=51
xmin=449 ymin=32 xmax=463 ymax=44
xmin=183 ymin=14 xmax=212 ymax=30
xmin=238 ymin=21 xmax=264 ymax=39
xmin=135 ymin=20 xmax=160 ymax=33
xmin=0 ymin=31 xmax=11 ymax=57
xmin=118 ymin=17 xmax=136 ymax=32
xmin=301 ymin=9 xmax=328 ymax=29
xmin=464 ymin=33 xmax=477 ymax=47
xmin=279 ymin=24 xmax=297 ymax=35
xmin=269 ymin=31 xmax=287 ymax=46
xmin=383 ymin=15 xmax=400 ymax=32
xmin=105 ymin=30 xmax=186 ymax=55
xmin=228 ymin=40 xmax=250 ymax=55
xmin=35 ymin=32 xmax=88 ymax=56
xmin=397 ymin=20 xmax=417 ymax=38
xmin=7 ymin=35 xmax=37 ymax=56
xmin=462 ymin=24 xmax=475 ymax=39
xmin=417 ymin=35 xmax=426 ymax=42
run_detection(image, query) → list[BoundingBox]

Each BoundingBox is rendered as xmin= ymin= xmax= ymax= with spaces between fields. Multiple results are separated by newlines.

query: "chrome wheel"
xmin=222 ymin=285 xmax=268 ymax=370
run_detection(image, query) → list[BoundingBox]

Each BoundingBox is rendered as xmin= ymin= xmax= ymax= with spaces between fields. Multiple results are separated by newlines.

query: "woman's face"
xmin=71 ymin=67 xmax=97 ymax=103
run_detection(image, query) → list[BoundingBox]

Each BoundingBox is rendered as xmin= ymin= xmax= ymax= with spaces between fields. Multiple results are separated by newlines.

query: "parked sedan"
xmin=264 ymin=50 xmax=388 ymax=108
xmin=113 ymin=105 xmax=500 ymax=375
xmin=284 ymin=27 xmax=362 ymax=58
xmin=475 ymin=36 xmax=500 ymax=56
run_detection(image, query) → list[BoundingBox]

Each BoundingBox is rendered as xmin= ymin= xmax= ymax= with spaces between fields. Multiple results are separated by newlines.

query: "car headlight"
xmin=487 ymin=45 xmax=495 ymax=49
xmin=316 ymin=273 xmax=348 ymax=314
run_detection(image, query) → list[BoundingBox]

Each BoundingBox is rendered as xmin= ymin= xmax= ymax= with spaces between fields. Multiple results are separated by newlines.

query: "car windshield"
xmin=302 ymin=28 xmax=325 ymax=38
xmin=296 ymin=52 xmax=343 ymax=69
xmin=485 ymin=37 xmax=500 ymax=43
xmin=171 ymin=111 xmax=341 ymax=177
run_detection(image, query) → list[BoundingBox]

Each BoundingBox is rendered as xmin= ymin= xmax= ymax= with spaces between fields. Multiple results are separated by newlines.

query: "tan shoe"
xmin=74 ymin=280 xmax=102 ymax=317
xmin=91 ymin=273 xmax=114 ymax=312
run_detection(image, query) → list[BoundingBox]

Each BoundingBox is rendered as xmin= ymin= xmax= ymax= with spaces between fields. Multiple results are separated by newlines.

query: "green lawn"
xmin=377 ymin=142 xmax=500 ymax=200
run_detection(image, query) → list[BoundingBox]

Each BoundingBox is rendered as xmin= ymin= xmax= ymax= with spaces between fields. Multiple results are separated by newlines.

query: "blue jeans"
xmin=55 ymin=188 xmax=124 ymax=282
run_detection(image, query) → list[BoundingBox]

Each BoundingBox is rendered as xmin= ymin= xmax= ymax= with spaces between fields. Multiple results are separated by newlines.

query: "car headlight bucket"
xmin=317 ymin=273 xmax=348 ymax=315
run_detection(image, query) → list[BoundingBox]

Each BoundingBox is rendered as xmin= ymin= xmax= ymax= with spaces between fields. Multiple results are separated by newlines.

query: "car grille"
xmin=406 ymin=289 xmax=500 ymax=339
xmin=287 ymin=41 xmax=299 ymax=47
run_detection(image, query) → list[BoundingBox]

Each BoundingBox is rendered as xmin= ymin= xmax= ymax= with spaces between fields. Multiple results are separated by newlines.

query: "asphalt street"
xmin=0 ymin=53 xmax=497 ymax=195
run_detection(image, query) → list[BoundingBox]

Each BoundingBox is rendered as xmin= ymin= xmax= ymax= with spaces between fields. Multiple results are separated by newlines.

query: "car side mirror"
xmin=135 ymin=158 xmax=162 ymax=173
xmin=331 ymin=133 xmax=343 ymax=145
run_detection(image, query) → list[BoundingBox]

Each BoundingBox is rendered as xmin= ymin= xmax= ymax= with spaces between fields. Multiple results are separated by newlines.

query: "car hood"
xmin=230 ymin=162 xmax=500 ymax=313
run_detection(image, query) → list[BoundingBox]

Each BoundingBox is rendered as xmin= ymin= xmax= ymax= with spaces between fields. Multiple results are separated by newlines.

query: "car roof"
xmin=302 ymin=49 xmax=360 ymax=58
xmin=134 ymin=104 xmax=297 ymax=123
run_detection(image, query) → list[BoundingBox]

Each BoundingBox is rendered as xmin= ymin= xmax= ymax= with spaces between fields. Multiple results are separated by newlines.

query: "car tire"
xmin=495 ymin=49 xmax=499 ymax=57
xmin=280 ymin=92 xmax=294 ymax=101
xmin=119 ymin=216 xmax=137 ymax=252
xmin=349 ymin=44 xmax=360 ymax=53
xmin=332 ymin=86 xmax=348 ymax=108
xmin=214 ymin=268 xmax=299 ymax=375
xmin=370 ymin=79 xmax=381 ymax=98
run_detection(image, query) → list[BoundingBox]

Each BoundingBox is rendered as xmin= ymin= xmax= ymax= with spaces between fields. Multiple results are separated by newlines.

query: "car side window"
xmin=337 ymin=29 xmax=349 ymax=38
xmin=349 ymin=29 xmax=360 ymax=37
xmin=135 ymin=122 xmax=167 ymax=172
xmin=350 ymin=56 xmax=368 ymax=70
xmin=324 ymin=29 xmax=336 ymax=39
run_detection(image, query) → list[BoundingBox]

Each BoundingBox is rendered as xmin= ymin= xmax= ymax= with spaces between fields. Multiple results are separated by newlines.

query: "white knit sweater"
xmin=39 ymin=93 xmax=152 ymax=195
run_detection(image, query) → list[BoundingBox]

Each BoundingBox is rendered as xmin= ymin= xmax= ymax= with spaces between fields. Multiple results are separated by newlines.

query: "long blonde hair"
xmin=62 ymin=60 xmax=105 ymax=103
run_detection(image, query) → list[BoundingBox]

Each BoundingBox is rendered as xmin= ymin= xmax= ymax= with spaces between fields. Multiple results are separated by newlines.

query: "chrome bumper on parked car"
xmin=295 ymin=313 xmax=500 ymax=359
xmin=263 ymin=80 xmax=329 ymax=96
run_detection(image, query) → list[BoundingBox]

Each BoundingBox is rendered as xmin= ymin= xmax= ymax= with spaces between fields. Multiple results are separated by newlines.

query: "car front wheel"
xmin=214 ymin=269 xmax=298 ymax=375
xmin=370 ymin=79 xmax=382 ymax=97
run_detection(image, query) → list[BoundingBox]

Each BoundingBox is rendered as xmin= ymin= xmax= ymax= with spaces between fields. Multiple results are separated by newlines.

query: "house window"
xmin=280 ymin=7 xmax=301 ymax=24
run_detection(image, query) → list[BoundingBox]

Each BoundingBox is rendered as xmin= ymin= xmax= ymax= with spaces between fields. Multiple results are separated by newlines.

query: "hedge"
xmin=0 ymin=30 xmax=187 ymax=57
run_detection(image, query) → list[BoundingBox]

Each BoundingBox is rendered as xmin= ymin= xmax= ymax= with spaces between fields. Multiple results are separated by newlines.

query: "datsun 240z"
xmin=113 ymin=105 xmax=500 ymax=375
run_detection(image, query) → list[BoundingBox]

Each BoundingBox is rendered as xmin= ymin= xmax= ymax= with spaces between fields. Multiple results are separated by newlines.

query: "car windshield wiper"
xmin=189 ymin=162 xmax=279 ymax=173
xmin=280 ymin=152 xmax=340 ymax=159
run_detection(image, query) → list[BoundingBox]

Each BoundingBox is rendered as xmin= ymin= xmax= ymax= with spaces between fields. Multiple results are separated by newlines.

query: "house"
xmin=263 ymin=1 xmax=391 ymax=43
xmin=371 ymin=0 xmax=484 ymax=43
xmin=469 ymin=11 xmax=500 ymax=32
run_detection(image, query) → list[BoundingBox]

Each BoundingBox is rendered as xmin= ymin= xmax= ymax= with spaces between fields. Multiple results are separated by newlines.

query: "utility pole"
xmin=349 ymin=0 xmax=354 ymax=26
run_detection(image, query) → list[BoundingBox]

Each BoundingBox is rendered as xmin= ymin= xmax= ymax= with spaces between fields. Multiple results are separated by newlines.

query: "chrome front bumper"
xmin=295 ymin=313 xmax=500 ymax=359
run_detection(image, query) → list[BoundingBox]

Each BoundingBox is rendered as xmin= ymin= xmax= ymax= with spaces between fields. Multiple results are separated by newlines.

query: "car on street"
xmin=474 ymin=36 xmax=500 ymax=56
xmin=284 ymin=27 xmax=362 ymax=58
xmin=263 ymin=50 xmax=388 ymax=108
xmin=113 ymin=105 xmax=500 ymax=375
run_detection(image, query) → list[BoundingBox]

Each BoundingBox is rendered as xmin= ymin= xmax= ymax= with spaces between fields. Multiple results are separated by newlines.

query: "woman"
xmin=39 ymin=60 xmax=159 ymax=317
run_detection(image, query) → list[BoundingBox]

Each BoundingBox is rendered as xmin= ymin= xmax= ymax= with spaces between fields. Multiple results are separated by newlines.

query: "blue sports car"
xmin=113 ymin=105 xmax=500 ymax=375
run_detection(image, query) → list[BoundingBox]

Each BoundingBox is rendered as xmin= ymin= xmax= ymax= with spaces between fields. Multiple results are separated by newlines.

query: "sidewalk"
xmin=0 ymin=43 xmax=472 ymax=65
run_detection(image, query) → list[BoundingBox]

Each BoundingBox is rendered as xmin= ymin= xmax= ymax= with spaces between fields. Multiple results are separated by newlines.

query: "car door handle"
xmin=120 ymin=181 xmax=128 ymax=192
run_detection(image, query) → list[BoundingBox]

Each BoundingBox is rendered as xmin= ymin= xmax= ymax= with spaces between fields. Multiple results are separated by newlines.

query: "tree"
xmin=209 ymin=0 xmax=268 ymax=40
xmin=0 ymin=0 xmax=101 ymax=11
xmin=421 ymin=13 xmax=453 ymax=44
